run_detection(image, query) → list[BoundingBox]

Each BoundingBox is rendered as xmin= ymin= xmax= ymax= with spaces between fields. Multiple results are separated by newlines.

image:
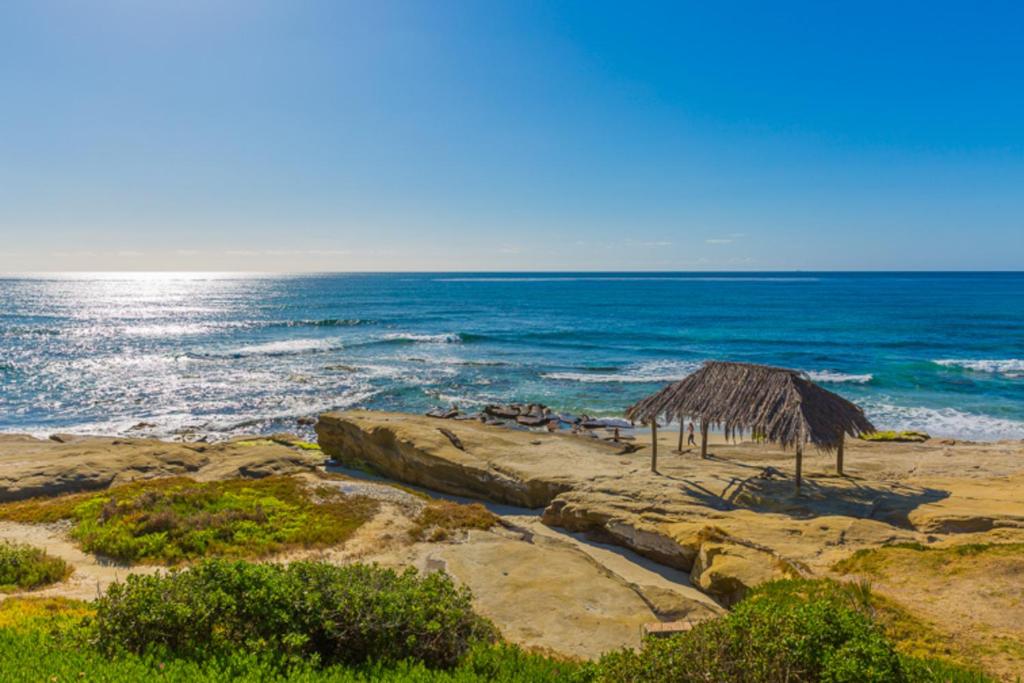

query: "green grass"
xmin=0 ymin=476 xmax=378 ymax=565
xmin=0 ymin=541 xmax=72 ymax=592
xmin=860 ymin=430 xmax=931 ymax=442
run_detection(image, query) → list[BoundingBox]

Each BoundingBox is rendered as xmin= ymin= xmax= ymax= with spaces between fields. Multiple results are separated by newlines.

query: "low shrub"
xmin=0 ymin=541 xmax=71 ymax=592
xmin=92 ymin=559 xmax=497 ymax=668
xmin=592 ymin=579 xmax=988 ymax=682
xmin=860 ymin=431 xmax=930 ymax=442
xmin=0 ymin=476 xmax=377 ymax=564
xmin=410 ymin=500 xmax=499 ymax=542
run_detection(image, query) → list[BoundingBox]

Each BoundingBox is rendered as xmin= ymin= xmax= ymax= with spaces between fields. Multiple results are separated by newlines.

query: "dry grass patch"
xmin=410 ymin=500 xmax=498 ymax=542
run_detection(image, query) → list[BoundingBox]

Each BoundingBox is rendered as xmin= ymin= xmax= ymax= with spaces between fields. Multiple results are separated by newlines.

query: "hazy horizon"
xmin=2 ymin=2 xmax=1022 ymax=272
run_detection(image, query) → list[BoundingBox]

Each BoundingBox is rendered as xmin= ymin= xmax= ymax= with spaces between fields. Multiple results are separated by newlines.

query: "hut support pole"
xmin=700 ymin=420 xmax=709 ymax=459
xmin=650 ymin=421 xmax=658 ymax=473
xmin=676 ymin=416 xmax=684 ymax=453
xmin=836 ymin=432 xmax=845 ymax=476
xmin=795 ymin=423 xmax=804 ymax=492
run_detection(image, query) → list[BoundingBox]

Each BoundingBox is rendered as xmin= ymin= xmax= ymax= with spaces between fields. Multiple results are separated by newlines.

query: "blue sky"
xmin=1 ymin=1 xmax=1022 ymax=271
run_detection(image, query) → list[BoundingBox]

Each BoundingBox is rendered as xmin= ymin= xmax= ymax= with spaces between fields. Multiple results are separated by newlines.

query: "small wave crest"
xmin=542 ymin=359 xmax=700 ymax=383
xmin=933 ymin=359 xmax=1024 ymax=378
xmin=380 ymin=332 xmax=463 ymax=344
xmin=195 ymin=338 xmax=343 ymax=359
xmin=267 ymin=318 xmax=374 ymax=329
xmin=805 ymin=370 xmax=873 ymax=384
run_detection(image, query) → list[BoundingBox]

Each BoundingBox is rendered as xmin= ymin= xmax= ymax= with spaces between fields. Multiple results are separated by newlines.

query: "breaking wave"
xmin=933 ymin=359 xmax=1024 ymax=378
xmin=864 ymin=401 xmax=1024 ymax=441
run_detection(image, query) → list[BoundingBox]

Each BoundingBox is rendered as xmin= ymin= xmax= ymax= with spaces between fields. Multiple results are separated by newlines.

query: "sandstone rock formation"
xmin=317 ymin=410 xmax=1024 ymax=605
xmin=0 ymin=434 xmax=322 ymax=503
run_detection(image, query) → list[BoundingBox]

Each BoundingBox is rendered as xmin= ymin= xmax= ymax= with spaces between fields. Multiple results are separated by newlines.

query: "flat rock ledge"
xmin=0 ymin=433 xmax=322 ymax=503
xmin=317 ymin=410 xmax=1024 ymax=605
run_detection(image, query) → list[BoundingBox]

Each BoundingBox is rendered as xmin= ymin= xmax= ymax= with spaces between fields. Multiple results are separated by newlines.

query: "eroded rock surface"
xmin=317 ymin=411 xmax=1024 ymax=604
xmin=0 ymin=434 xmax=322 ymax=502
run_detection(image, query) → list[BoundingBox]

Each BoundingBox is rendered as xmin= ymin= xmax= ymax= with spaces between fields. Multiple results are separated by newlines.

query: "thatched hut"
xmin=626 ymin=361 xmax=875 ymax=489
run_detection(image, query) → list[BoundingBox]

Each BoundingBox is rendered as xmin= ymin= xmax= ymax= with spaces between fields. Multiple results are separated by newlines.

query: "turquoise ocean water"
xmin=1 ymin=272 xmax=1022 ymax=441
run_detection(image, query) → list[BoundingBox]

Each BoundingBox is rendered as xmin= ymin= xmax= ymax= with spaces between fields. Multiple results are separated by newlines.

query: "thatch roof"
xmin=626 ymin=361 xmax=875 ymax=451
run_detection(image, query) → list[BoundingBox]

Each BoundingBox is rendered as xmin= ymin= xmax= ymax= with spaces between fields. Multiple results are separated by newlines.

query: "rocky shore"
xmin=3 ymin=412 xmax=1023 ymax=673
xmin=318 ymin=410 xmax=1024 ymax=605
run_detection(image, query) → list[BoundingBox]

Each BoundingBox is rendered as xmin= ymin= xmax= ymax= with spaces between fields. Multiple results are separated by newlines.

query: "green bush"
xmin=594 ymin=579 xmax=946 ymax=682
xmin=92 ymin=559 xmax=497 ymax=668
xmin=0 ymin=541 xmax=71 ymax=592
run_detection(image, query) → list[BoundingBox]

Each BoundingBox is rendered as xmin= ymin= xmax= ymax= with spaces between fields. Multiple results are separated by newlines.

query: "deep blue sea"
xmin=2 ymin=272 xmax=1022 ymax=441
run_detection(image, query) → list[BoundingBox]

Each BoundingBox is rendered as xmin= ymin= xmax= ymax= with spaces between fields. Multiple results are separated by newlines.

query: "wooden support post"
xmin=795 ymin=427 xmax=804 ymax=492
xmin=700 ymin=420 xmax=709 ymax=459
xmin=676 ymin=416 xmax=684 ymax=453
xmin=650 ymin=420 xmax=659 ymax=473
xmin=836 ymin=432 xmax=845 ymax=476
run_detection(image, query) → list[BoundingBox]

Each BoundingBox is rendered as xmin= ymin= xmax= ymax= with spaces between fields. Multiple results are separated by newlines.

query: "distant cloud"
xmin=116 ymin=250 xmax=144 ymax=257
xmin=224 ymin=249 xmax=351 ymax=257
xmin=706 ymin=233 xmax=745 ymax=245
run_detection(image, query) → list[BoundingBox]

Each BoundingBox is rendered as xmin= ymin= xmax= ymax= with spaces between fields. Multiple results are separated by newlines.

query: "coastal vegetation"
xmin=0 ymin=476 xmax=377 ymax=564
xmin=409 ymin=500 xmax=499 ymax=541
xmin=0 ymin=565 xmax=993 ymax=682
xmin=833 ymin=542 xmax=1024 ymax=676
xmin=0 ymin=541 xmax=71 ymax=592
xmin=860 ymin=430 xmax=931 ymax=442
xmin=594 ymin=578 xmax=991 ymax=682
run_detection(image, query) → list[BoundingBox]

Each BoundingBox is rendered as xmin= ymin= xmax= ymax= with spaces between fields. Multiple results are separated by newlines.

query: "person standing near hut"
xmin=686 ymin=421 xmax=696 ymax=447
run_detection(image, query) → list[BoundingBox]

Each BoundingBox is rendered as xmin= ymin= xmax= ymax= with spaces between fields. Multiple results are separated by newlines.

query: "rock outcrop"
xmin=316 ymin=410 xmax=627 ymax=508
xmin=316 ymin=410 xmax=1024 ymax=604
xmin=0 ymin=434 xmax=322 ymax=502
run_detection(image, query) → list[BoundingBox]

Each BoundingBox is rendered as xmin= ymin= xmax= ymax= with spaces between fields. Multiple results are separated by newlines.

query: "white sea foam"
xmin=212 ymin=338 xmax=343 ymax=358
xmin=805 ymin=370 xmax=873 ymax=384
xmin=121 ymin=322 xmax=219 ymax=337
xmin=542 ymin=359 xmax=701 ymax=383
xmin=381 ymin=332 xmax=462 ymax=344
xmin=933 ymin=359 xmax=1024 ymax=376
xmin=864 ymin=401 xmax=1024 ymax=441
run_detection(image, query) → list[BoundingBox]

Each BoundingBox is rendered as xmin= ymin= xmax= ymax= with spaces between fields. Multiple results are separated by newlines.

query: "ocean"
xmin=2 ymin=272 xmax=1022 ymax=441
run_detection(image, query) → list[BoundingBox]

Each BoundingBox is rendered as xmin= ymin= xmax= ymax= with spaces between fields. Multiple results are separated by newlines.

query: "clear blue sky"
xmin=1 ymin=1 xmax=1022 ymax=271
